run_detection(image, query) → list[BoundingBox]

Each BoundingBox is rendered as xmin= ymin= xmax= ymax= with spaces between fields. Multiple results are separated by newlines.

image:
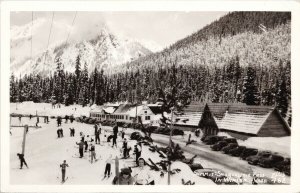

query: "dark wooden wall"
xmin=258 ymin=110 xmax=290 ymax=137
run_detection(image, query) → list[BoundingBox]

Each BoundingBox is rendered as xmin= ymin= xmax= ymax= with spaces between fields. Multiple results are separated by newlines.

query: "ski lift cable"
xmin=30 ymin=11 xmax=33 ymax=66
xmin=65 ymin=11 xmax=77 ymax=45
xmin=43 ymin=12 xmax=55 ymax=66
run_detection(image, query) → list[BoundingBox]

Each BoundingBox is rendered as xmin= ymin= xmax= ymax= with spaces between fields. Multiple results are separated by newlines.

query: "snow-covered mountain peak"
xmin=11 ymin=21 xmax=154 ymax=77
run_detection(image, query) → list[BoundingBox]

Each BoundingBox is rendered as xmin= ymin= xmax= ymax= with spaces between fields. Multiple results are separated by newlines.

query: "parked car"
xmin=228 ymin=146 xmax=246 ymax=157
xmin=246 ymin=151 xmax=272 ymax=165
xmin=221 ymin=143 xmax=239 ymax=154
xmin=210 ymin=141 xmax=228 ymax=151
xmin=240 ymin=148 xmax=258 ymax=160
xmin=204 ymin=135 xmax=227 ymax=145
xmin=274 ymin=158 xmax=290 ymax=175
xmin=258 ymin=153 xmax=284 ymax=168
xmin=130 ymin=132 xmax=142 ymax=140
xmin=223 ymin=138 xmax=238 ymax=144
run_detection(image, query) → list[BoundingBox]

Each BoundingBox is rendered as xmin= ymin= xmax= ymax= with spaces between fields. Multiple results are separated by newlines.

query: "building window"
xmin=145 ymin=116 xmax=150 ymax=120
xmin=144 ymin=111 xmax=147 ymax=114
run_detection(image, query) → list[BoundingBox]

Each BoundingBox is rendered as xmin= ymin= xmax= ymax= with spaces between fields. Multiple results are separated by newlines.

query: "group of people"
xmin=112 ymin=157 xmax=154 ymax=185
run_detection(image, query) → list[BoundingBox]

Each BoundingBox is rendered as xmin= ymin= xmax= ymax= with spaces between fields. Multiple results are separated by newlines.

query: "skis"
xmin=61 ymin=177 xmax=68 ymax=184
xmin=101 ymin=173 xmax=112 ymax=181
xmin=72 ymin=155 xmax=87 ymax=159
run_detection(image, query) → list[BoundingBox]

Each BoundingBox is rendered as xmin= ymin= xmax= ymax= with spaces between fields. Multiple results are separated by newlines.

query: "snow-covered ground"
xmin=9 ymin=102 xmax=290 ymax=185
xmin=10 ymin=116 xmax=213 ymax=185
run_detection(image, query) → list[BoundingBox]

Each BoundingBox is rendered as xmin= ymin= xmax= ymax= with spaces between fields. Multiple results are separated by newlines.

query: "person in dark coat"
xmin=57 ymin=128 xmax=61 ymax=138
xmin=112 ymin=168 xmax=134 ymax=185
xmin=60 ymin=160 xmax=69 ymax=182
xmin=84 ymin=141 xmax=88 ymax=152
xmin=17 ymin=153 xmax=28 ymax=169
xmin=57 ymin=117 xmax=62 ymax=127
xmin=70 ymin=115 xmax=74 ymax=123
xmin=76 ymin=140 xmax=85 ymax=158
xmin=112 ymin=124 xmax=118 ymax=148
xmin=60 ymin=128 xmax=64 ymax=137
xmin=95 ymin=129 xmax=100 ymax=144
xmin=134 ymin=144 xmax=142 ymax=166
xmin=122 ymin=138 xmax=128 ymax=159
xmin=65 ymin=115 xmax=69 ymax=123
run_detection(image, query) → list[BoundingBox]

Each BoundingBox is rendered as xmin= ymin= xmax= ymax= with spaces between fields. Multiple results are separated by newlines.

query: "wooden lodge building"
xmin=89 ymin=103 xmax=162 ymax=125
xmin=174 ymin=102 xmax=290 ymax=140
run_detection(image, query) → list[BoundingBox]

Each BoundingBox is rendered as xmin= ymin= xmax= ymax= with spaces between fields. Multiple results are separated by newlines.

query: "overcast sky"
xmin=11 ymin=11 xmax=227 ymax=50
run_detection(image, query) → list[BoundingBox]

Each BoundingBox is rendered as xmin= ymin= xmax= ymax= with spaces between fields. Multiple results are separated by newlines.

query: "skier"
xmin=122 ymin=138 xmax=128 ymax=159
xmin=72 ymin=128 xmax=75 ymax=137
xmin=18 ymin=115 xmax=21 ymax=123
xmin=95 ymin=128 xmax=101 ymax=144
xmin=69 ymin=128 xmax=72 ymax=137
xmin=17 ymin=153 xmax=28 ymax=169
xmin=76 ymin=139 xmax=85 ymax=158
xmin=112 ymin=123 xmax=118 ymax=148
xmin=70 ymin=115 xmax=74 ymax=123
xmin=60 ymin=160 xmax=69 ymax=183
xmin=57 ymin=117 xmax=62 ymax=127
xmin=29 ymin=114 xmax=32 ymax=120
xmin=121 ymin=128 xmax=125 ymax=139
xmin=104 ymin=154 xmax=113 ymax=178
xmin=60 ymin=128 xmax=64 ymax=137
xmin=134 ymin=144 xmax=142 ymax=166
xmin=84 ymin=140 xmax=88 ymax=152
xmin=65 ymin=115 xmax=69 ymax=123
xmin=112 ymin=167 xmax=134 ymax=185
xmin=89 ymin=143 xmax=97 ymax=163
xmin=132 ymin=157 xmax=154 ymax=185
xmin=94 ymin=124 xmax=98 ymax=136
xmin=57 ymin=128 xmax=61 ymax=138
xmin=80 ymin=132 xmax=85 ymax=141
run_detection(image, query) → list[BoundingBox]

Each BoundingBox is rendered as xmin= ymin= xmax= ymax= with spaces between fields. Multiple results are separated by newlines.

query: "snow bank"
xmin=11 ymin=102 xmax=92 ymax=117
xmin=238 ymin=137 xmax=290 ymax=157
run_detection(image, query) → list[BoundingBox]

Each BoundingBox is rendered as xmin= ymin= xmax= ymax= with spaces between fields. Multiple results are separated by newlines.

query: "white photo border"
xmin=1 ymin=0 xmax=300 ymax=192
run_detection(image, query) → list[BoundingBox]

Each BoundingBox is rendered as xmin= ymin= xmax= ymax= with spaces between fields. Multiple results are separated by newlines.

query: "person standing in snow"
xmin=104 ymin=154 xmax=113 ymax=177
xmin=57 ymin=128 xmax=61 ymax=138
xmin=134 ymin=144 xmax=142 ymax=166
xmin=94 ymin=124 xmax=98 ymax=136
xmin=112 ymin=123 xmax=118 ymax=148
xmin=112 ymin=168 xmax=134 ymax=185
xmin=60 ymin=128 xmax=64 ymax=137
xmin=122 ymin=138 xmax=128 ymax=159
xmin=84 ymin=140 xmax=88 ymax=152
xmin=60 ymin=160 xmax=69 ymax=182
xmin=89 ymin=143 xmax=97 ymax=163
xmin=57 ymin=117 xmax=62 ymax=127
xmin=132 ymin=158 xmax=154 ymax=185
xmin=95 ymin=128 xmax=101 ymax=144
xmin=17 ymin=153 xmax=28 ymax=169
xmin=80 ymin=132 xmax=85 ymax=142
xmin=76 ymin=139 xmax=85 ymax=158
xmin=121 ymin=128 xmax=126 ymax=139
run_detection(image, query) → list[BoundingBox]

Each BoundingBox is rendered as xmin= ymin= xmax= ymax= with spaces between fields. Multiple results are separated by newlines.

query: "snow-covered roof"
xmin=103 ymin=106 xmax=116 ymax=114
xmin=174 ymin=112 xmax=203 ymax=127
xmin=90 ymin=106 xmax=105 ymax=113
xmin=114 ymin=104 xmax=135 ymax=114
xmin=127 ymin=106 xmax=144 ymax=117
xmin=217 ymin=112 xmax=271 ymax=135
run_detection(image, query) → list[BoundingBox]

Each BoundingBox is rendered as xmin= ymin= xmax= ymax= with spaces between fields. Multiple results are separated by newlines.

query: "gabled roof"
xmin=217 ymin=111 xmax=271 ymax=134
xmin=174 ymin=112 xmax=203 ymax=127
xmin=114 ymin=104 xmax=135 ymax=114
xmin=90 ymin=106 xmax=105 ymax=113
xmin=148 ymin=105 xmax=162 ymax=115
xmin=103 ymin=106 xmax=117 ymax=114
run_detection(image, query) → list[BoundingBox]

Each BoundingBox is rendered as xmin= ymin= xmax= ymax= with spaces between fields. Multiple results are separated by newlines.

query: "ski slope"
xmin=10 ymin=116 xmax=213 ymax=185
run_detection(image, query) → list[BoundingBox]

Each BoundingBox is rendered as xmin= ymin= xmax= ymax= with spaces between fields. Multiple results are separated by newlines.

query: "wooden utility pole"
xmin=115 ymin=156 xmax=119 ymax=185
xmin=167 ymin=109 xmax=174 ymax=185
xmin=22 ymin=125 xmax=28 ymax=154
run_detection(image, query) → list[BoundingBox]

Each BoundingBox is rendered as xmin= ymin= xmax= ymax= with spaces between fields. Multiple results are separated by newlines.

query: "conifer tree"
xmin=242 ymin=65 xmax=259 ymax=105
